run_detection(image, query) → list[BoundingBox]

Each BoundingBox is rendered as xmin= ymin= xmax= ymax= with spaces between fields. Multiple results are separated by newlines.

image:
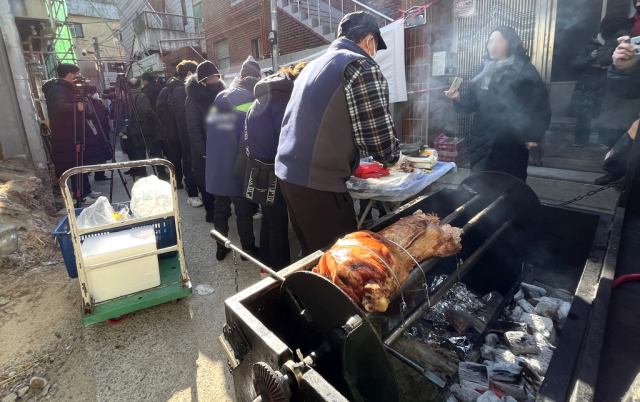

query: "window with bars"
xmin=215 ymin=39 xmax=230 ymax=70
xmin=69 ymin=23 xmax=84 ymax=38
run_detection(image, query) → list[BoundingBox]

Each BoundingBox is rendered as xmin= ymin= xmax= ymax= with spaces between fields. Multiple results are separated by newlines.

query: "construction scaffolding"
xmin=45 ymin=0 xmax=77 ymax=77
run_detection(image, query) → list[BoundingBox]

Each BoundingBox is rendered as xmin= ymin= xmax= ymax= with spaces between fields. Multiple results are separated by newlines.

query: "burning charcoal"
xmin=486 ymin=361 xmax=522 ymax=383
xmin=504 ymin=331 xmax=539 ymax=355
xmin=534 ymin=297 xmax=563 ymax=320
xmin=481 ymin=345 xmax=496 ymax=361
xmin=446 ymin=309 xmax=472 ymax=334
xmin=549 ymin=288 xmax=573 ymax=302
xmin=516 ymin=299 xmax=535 ymax=314
xmin=476 ymin=391 xmax=501 ymax=402
xmin=493 ymin=381 xmax=528 ymax=400
xmin=459 ymin=362 xmax=490 ymax=391
xmin=508 ymin=306 xmax=524 ymax=321
xmin=520 ymin=313 xmax=556 ymax=342
xmin=493 ymin=347 xmax=521 ymax=365
xmin=520 ymin=283 xmax=546 ymax=299
xmin=518 ymin=360 xmax=543 ymax=389
xmin=514 ymin=289 xmax=524 ymax=301
xmin=557 ymin=301 xmax=571 ymax=325
xmin=450 ymin=383 xmax=481 ymax=402
xmin=491 ymin=321 xmax=528 ymax=336
xmin=501 ymin=397 xmax=518 ymax=402
xmin=485 ymin=333 xmax=499 ymax=347
xmin=520 ymin=347 xmax=553 ymax=377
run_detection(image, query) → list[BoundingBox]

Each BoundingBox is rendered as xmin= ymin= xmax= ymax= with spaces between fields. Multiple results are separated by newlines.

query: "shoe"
xmin=216 ymin=242 xmax=231 ymax=261
xmin=253 ymin=211 xmax=263 ymax=220
xmin=206 ymin=211 xmax=214 ymax=223
xmin=572 ymin=142 xmax=587 ymax=147
xmin=241 ymin=245 xmax=260 ymax=261
xmin=187 ymin=197 xmax=203 ymax=208
xmin=80 ymin=197 xmax=97 ymax=206
xmin=595 ymin=174 xmax=618 ymax=186
xmin=597 ymin=142 xmax=610 ymax=149
xmin=86 ymin=190 xmax=102 ymax=198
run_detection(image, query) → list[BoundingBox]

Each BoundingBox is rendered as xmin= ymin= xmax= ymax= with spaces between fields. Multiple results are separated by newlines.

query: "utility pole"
xmin=270 ymin=0 xmax=279 ymax=72
xmin=93 ymin=37 xmax=105 ymax=91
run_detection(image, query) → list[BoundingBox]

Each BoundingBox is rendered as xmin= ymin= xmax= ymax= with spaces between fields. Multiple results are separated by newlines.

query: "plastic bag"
xmin=347 ymin=169 xmax=427 ymax=202
xmin=130 ymin=175 xmax=174 ymax=218
xmin=77 ymin=197 xmax=116 ymax=229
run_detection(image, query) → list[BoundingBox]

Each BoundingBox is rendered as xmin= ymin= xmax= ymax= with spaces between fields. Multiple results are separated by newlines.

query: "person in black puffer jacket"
xmin=156 ymin=74 xmax=183 ymax=188
xmin=43 ymin=64 xmax=104 ymax=199
xmin=243 ymin=61 xmax=308 ymax=269
xmin=140 ymin=72 xmax=168 ymax=179
xmin=185 ymin=61 xmax=226 ymax=222
xmin=445 ymin=26 xmax=551 ymax=181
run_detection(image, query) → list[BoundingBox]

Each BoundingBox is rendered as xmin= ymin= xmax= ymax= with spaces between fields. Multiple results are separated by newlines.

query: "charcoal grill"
xmin=215 ymin=172 xmax=617 ymax=402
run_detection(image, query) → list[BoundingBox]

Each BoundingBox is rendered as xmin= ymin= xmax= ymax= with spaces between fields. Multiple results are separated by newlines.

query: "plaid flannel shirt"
xmin=343 ymin=58 xmax=400 ymax=165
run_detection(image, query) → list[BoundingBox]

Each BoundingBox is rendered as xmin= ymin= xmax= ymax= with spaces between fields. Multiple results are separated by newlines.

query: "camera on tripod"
xmin=73 ymin=74 xmax=90 ymax=98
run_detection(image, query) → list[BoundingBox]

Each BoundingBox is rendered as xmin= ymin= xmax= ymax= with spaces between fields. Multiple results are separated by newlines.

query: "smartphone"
xmin=624 ymin=36 xmax=640 ymax=54
xmin=449 ymin=77 xmax=463 ymax=92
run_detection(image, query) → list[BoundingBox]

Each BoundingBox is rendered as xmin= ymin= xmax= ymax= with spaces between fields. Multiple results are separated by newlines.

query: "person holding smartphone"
xmin=445 ymin=26 xmax=551 ymax=181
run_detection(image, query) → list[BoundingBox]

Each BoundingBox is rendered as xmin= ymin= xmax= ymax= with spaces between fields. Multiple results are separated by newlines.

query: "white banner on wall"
xmin=375 ymin=19 xmax=408 ymax=103
xmin=454 ymin=0 xmax=477 ymax=18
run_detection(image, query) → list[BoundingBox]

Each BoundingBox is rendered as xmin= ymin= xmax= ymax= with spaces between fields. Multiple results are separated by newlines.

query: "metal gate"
xmin=455 ymin=0 xmax=556 ymax=140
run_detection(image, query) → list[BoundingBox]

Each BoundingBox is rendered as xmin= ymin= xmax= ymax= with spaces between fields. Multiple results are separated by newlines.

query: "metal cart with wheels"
xmin=58 ymin=159 xmax=192 ymax=326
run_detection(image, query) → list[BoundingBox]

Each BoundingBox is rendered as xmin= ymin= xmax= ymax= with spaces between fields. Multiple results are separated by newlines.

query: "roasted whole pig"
xmin=313 ymin=211 xmax=463 ymax=312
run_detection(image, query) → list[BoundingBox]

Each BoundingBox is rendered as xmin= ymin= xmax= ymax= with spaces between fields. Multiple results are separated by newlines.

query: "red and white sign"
xmin=454 ymin=0 xmax=477 ymax=18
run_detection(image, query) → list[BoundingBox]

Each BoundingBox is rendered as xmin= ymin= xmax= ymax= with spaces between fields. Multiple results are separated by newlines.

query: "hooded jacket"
xmin=156 ymin=84 xmax=177 ymax=141
xmin=454 ymin=55 xmax=551 ymax=181
xmin=125 ymin=88 xmax=157 ymax=147
xmin=43 ymin=78 xmax=107 ymax=176
xmin=206 ymin=77 xmax=258 ymax=196
xmin=185 ymin=75 xmax=226 ymax=187
xmin=244 ymin=73 xmax=294 ymax=162
xmin=142 ymin=81 xmax=163 ymax=112
xmin=169 ymin=77 xmax=190 ymax=154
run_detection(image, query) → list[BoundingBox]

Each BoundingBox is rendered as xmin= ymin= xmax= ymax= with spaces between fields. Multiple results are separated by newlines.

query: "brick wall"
xmin=202 ymin=0 xmax=329 ymax=68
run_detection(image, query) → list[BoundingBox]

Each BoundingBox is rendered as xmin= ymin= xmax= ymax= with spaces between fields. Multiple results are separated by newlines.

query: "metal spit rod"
xmin=383 ymin=219 xmax=513 ymax=346
xmin=209 ymin=230 xmax=286 ymax=282
xmin=392 ymin=193 xmax=506 ymax=299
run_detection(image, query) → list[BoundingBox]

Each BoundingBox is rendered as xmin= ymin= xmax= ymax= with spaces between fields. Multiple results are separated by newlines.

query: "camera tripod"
xmin=71 ymin=75 xmax=131 ymax=208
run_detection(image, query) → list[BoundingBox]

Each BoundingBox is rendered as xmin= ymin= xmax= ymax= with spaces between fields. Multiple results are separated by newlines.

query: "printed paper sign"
xmin=454 ymin=0 xmax=477 ymax=18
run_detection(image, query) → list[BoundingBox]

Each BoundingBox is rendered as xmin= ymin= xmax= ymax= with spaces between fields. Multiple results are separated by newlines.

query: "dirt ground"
xmin=0 ymin=155 xmax=294 ymax=401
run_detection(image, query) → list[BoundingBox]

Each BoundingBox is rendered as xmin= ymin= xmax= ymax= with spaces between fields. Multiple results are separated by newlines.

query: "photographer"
xmin=140 ymin=73 xmax=169 ymax=180
xmin=43 ymin=63 xmax=102 ymax=200
xmin=119 ymin=78 xmax=162 ymax=177
xmin=593 ymin=36 xmax=640 ymax=185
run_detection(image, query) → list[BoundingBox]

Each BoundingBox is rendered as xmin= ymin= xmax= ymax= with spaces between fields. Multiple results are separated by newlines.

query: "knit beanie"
xmin=197 ymin=60 xmax=221 ymax=82
xmin=239 ymin=56 xmax=261 ymax=79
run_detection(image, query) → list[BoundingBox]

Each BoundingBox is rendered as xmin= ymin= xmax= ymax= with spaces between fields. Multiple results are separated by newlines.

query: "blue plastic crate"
xmin=51 ymin=203 xmax=177 ymax=279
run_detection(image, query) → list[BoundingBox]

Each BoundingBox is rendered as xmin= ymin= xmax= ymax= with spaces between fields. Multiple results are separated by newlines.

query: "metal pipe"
xmin=210 ymin=230 xmax=286 ymax=282
xmin=317 ymin=0 xmax=321 ymax=29
xmin=385 ymin=345 xmax=446 ymax=388
xmin=347 ymin=0 xmax=393 ymax=21
xmin=390 ymin=194 xmax=503 ymax=299
xmin=461 ymin=194 xmax=506 ymax=233
xmin=383 ymin=220 xmax=513 ymax=346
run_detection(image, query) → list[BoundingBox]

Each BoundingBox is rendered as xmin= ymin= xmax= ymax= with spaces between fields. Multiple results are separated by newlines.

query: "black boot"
xmin=241 ymin=244 xmax=260 ymax=262
xmin=206 ymin=211 xmax=214 ymax=223
xmin=216 ymin=242 xmax=230 ymax=261
xmin=595 ymin=174 xmax=616 ymax=186
xmin=94 ymin=172 xmax=110 ymax=181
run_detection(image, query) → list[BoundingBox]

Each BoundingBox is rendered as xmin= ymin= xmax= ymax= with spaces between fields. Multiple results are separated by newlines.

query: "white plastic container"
xmin=81 ymin=226 xmax=160 ymax=302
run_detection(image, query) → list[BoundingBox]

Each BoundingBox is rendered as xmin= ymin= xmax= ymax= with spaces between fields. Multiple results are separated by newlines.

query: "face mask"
xmin=205 ymin=82 xmax=220 ymax=93
xmin=367 ymin=36 xmax=378 ymax=59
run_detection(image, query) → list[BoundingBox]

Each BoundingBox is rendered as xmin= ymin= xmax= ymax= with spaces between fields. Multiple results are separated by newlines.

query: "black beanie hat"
xmin=239 ymin=56 xmax=261 ymax=79
xmin=197 ymin=60 xmax=221 ymax=82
